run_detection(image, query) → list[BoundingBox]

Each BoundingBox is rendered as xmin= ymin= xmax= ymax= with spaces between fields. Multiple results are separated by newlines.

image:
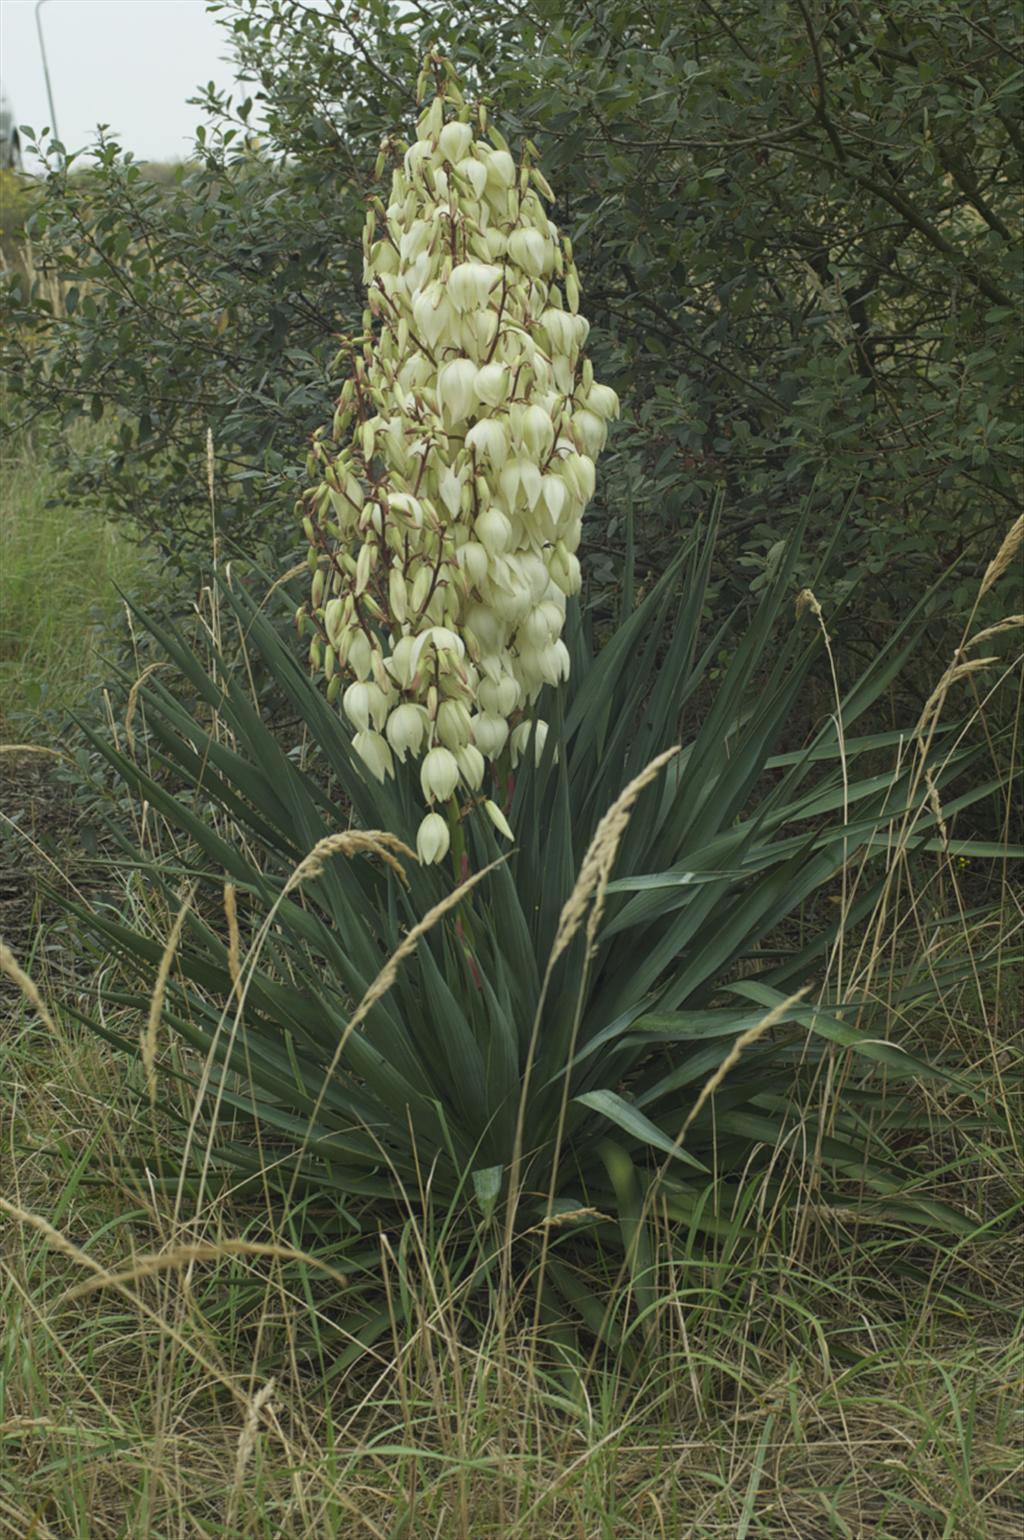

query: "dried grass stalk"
xmin=0 ymin=1198 xmax=277 ymax=1425
xmin=123 ymin=662 xmax=167 ymax=754
xmin=232 ymin=1378 xmax=277 ymax=1497
xmin=62 ymin=1239 xmax=349 ymax=1301
xmin=0 ymin=744 xmax=69 ymax=760
xmin=141 ymin=889 xmax=195 ymax=1104
xmin=223 ymin=882 xmax=242 ymax=998
xmin=917 ymin=657 xmax=1000 ymax=736
xmin=679 ymin=988 xmax=809 ymax=1145
xmin=979 ymin=515 xmax=1024 ymax=599
xmin=283 ymin=830 xmax=416 ymax=891
xmin=548 ymin=745 xmax=680 ymax=969
xmin=965 ymin=615 xmax=1024 ymax=651
xmin=0 ymin=942 xmax=59 ymax=1035
xmin=340 ymin=857 xmax=504 ymax=1048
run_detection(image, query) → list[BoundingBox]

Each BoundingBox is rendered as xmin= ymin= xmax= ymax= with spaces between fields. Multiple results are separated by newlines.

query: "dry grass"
xmin=2 ymin=839 xmax=1021 ymax=1539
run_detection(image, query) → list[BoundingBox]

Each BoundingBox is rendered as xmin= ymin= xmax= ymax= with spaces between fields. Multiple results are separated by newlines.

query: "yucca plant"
xmin=58 ymin=58 xmax=1012 ymax=1342
xmin=65 ymin=519 xmax=1003 ymax=1346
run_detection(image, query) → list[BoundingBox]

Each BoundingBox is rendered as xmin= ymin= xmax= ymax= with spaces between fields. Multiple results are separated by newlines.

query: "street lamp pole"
xmin=34 ymin=0 xmax=60 ymax=145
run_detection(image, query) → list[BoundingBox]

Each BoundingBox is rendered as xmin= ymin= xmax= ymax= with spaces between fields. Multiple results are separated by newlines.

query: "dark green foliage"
xmin=3 ymin=134 xmax=362 ymax=565
xmin=4 ymin=0 xmax=1020 ymax=617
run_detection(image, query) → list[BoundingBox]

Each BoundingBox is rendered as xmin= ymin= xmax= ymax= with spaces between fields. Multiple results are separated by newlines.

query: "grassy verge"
xmin=2 ymin=880 xmax=1021 ymax=1540
xmin=0 ymin=431 xmax=146 ymax=735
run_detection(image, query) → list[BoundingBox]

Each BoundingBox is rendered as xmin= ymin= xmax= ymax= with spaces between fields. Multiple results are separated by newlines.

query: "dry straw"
xmin=547 ymin=745 xmax=680 ymax=970
xmin=231 ymin=1377 xmax=277 ymax=1501
xmin=966 ymin=615 xmax=1024 ymax=651
xmin=223 ymin=881 xmax=242 ymax=998
xmin=280 ymin=856 xmax=507 ymax=1182
xmin=173 ymin=825 xmax=499 ymax=1233
xmin=0 ymin=941 xmax=59 ymax=1036
xmin=141 ymin=886 xmax=196 ymax=1104
xmin=0 ymin=1197 xmax=290 ymax=1431
xmin=123 ymin=661 xmax=167 ymax=754
xmin=979 ymin=513 xmax=1023 ymax=600
xmin=62 ymin=1238 xmax=349 ymax=1301
xmin=0 ymin=744 xmax=69 ymax=760
xmin=282 ymin=829 xmax=416 ymax=891
xmin=674 ymin=987 xmax=809 ymax=1147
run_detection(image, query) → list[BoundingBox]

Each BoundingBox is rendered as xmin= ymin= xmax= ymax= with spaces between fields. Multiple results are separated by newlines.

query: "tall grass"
xmin=1 ymin=894 xmax=1020 ymax=1538
xmin=0 ymin=429 xmax=145 ymax=733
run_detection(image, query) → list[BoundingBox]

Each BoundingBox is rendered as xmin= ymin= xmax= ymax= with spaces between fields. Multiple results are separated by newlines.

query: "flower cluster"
xmin=298 ymin=58 xmax=617 ymax=862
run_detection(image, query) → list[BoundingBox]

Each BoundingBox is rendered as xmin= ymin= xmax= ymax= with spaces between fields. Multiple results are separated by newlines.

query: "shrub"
xmin=5 ymin=0 xmax=1019 ymax=621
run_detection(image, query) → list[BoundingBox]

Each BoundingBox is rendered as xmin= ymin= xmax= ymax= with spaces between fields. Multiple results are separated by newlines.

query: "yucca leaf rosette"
xmin=298 ymin=57 xmax=618 ymax=860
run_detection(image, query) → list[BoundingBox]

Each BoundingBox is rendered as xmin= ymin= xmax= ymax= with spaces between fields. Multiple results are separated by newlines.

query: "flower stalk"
xmin=298 ymin=54 xmax=618 ymax=858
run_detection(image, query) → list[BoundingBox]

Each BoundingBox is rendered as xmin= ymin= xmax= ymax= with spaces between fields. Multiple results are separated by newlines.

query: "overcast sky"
xmin=1 ymin=0 xmax=242 ymax=169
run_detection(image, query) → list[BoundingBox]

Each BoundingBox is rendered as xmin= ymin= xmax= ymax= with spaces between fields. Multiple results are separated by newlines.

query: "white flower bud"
xmin=520 ymin=606 xmax=555 ymax=648
xmin=539 ymin=308 xmax=575 ymax=353
xmin=508 ymin=227 xmax=548 ymax=278
xmin=364 ymin=681 xmax=393 ymax=731
xmin=478 ymin=674 xmax=520 ymax=716
xmin=541 ymin=475 xmax=567 ymax=520
xmin=416 ymin=811 xmax=451 ymax=865
xmin=455 ymin=743 xmax=485 ymax=790
xmin=438 ymin=465 xmax=464 ymax=516
xmin=518 ymin=457 xmax=543 ymax=509
xmin=464 ymin=602 xmax=505 ymax=654
xmin=347 ymin=631 xmax=372 ymax=680
xmin=387 ymin=492 xmax=424 ymax=529
xmin=388 ymin=566 xmax=408 ymax=623
xmin=484 ymin=799 xmax=515 ymax=841
xmin=456 ymin=540 xmax=490 ymax=587
xmin=448 ymin=260 xmax=502 ymax=312
xmin=437 ymin=699 xmax=473 ymax=749
xmin=586 ymin=383 xmax=620 ymax=420
xmin=521 ymin=403 xmax=554 ymax=458
xmin=455 ymin=156 xmax=488 ymax=198
xmin=484 ymin=148 xmax=516 ymax=189
xmin=419 ymin=96 xmax=444 ymax=141
xmin=421 ymin=745 xmax=460 ymax=802
xmin=425 ymin=625 xmax=466 ymax=659
xmin=572 ymin=408 xmax=607 ymax=459
xmin=483 ymin=227 xmax=507 ymax=261
xmin=324 ymin=598 xmax=345 ymax=648
xmin=438 ymin=358 xmax=479 ymax=424
xmin=385 ymin=635 xmax=417 ymax=688
xmin=399 ymin=220 xmax=432 ymax=263
xmin=549 ymin=545 xmax=582 ymax=596
xmin=412 ymin=286 xmax=450 ymax=347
